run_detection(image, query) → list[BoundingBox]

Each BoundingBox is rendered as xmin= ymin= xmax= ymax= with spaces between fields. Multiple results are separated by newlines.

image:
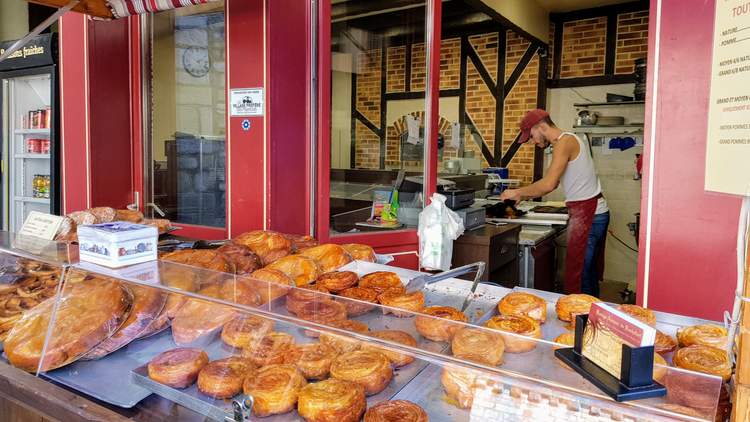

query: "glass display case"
xmin=0 ymin=236 xmax=726 ymax=421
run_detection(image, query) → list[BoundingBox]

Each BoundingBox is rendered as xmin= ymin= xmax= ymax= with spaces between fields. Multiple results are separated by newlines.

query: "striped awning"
xmin=108 ymin=0 xmax=221 ymax=18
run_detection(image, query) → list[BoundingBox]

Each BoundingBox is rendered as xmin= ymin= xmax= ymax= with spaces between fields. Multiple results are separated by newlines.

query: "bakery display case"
xmin=0 ymin=234 xmax=729 ymax=421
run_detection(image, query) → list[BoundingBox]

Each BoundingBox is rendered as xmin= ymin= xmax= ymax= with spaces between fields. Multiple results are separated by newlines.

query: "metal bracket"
xmin=231 ymin=395 xmax=254 ymax=421
xmin=0 ymin=0 xmax=81 ymax=63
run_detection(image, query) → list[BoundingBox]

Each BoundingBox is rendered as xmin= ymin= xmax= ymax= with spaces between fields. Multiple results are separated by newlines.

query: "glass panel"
xmin=329 ymin=1 xmax=430 ymax=235
xmin=147 ymin=3 xmax=226 ymax=228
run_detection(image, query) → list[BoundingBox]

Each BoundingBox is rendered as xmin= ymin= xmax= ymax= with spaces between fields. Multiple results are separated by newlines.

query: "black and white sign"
xmin=230 ymin=88 xmax=264 ymax=117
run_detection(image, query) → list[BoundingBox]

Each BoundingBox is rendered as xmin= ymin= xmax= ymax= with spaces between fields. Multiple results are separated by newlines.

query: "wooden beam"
xmin=553 ymin=21 xmax=563 ymax=81
xmin=459 ymin=36 xmax=468 ymax=156
xmin=354 ymin=110 xmax=382 ymax=137
xmin=464 ymin=112 xmax=495 ymax=166
xmin=504 ymin=43 xmax=539 ymax=98
xmin=493 ymin=29 xmax=507 ymax=167
xmin=384 ymin=89 xmax=462 ymax=101
xmin=466 ymin=42 xmax=498 ymax=100
xmin=535 ymin=48 xmax=549 ymax=181
xmin=405 ymin=43 xmax=412 ymax=92
xmin=547 ymin=74 xmax=635 ymax=88
xmin=379 ymin=46 xmax=387 ymax=169
xmin=604 ymin=14 xmax=617 ymax=76
xmin=500 ymin=132 xmax=524 ymax=168
xmin=350 ymin=72 xmax=357 ymax=169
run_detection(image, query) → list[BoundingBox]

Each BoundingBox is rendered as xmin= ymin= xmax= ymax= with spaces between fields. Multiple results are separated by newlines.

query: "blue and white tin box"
xmin=77 ymin=222 xmax=158 ymax=268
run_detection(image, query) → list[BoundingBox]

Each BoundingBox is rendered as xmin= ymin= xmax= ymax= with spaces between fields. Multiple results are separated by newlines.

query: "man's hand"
xmin=499 ymin=189 xmax=522 ymax=202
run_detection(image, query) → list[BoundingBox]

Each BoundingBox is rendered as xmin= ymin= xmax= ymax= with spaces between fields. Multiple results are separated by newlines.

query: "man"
xmin=500 ymin=109 xmax=610 ymax=297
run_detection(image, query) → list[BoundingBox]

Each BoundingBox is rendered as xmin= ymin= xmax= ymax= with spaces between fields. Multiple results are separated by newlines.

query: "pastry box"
xmin=77 ymin=222 xmax=158 ymax=268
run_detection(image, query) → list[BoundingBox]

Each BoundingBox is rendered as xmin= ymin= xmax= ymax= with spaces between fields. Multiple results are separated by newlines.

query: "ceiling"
xmin=535 ymin=0 xmax=637 ymax=13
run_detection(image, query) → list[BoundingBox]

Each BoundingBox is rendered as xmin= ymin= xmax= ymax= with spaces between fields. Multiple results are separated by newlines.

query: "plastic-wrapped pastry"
xmin=286 ymin=285 xmax=332 ymax=316
xmin=617 ymin=304 xmax=656 ymax=326
xmin=654 ymin=330 xmax=677 ymax=355
xmin=243 ymin=364 xmax=307 ymax=417
xmin=299 ymin=244 xmax=353 ymax=273
xmin=451 ymin=327 xmax=505 ymax=366
xmin=330 ymin=350 xmax=393 ymax=396
xmin=297 ymin=378 xmax=366 ymax=422
xmin=137 ymin=266 xmax=200 ymax=339
xmin=441 ymin=366 xmax=478 ymax=409
xmin=284 ymin=233 xmax=319 ymax=252
xmin=147 ymin=348 xmax=209 ymax=389
xmin=665 ymin=363 xmax=728 ymax=413
xmin=497 ymin=292 xmax=547 ymax=323
xmin=284 ymin=342 xmax=338 ymax=380
xmin=5 ymin=277 xmax=132 ymax=372
xmin=233 ymin=230 xmax=292 ymax=265
xmin=319 ymin=319 xmax=369 ymax=353
xmin=316 ymin=271 xmax=359 ymax=293
xmin=555 ymin=294 xmax=600 ymax=322
xmin=341 ymin=244 xmax=376 ymax=262
xmin=360 ymin=330 xmax=417 ymax=368
xmin=266 ymin=255 xmax=322 ymax=287
xmin=217 ymin=243 xmax=262 ymax=275
xmin=242 ymin=331 xmax=296 ymax=367
xmin=378 ymin=290 xmax=424 ymax=317
xmin=197 ymin=356 xmax=254 ymax=398
xmin=414 ymin=306 xmax=468 ymax=342
xmin=363 ymin=400 xmax=429 ymax=422
xmin=676 ymin=324 xmax=728 ymax=349
xmin=358 ymin=271 xmax=402 ymax=294
xmin=161 ymin=249 xmax=234 ymax=274
xmin=484 ymin=315 xmax=542 ymax=353
xmin=248 ymin=268 xmax=294 ymax=304
xmin=337 ymin=287 xmax=378 ymax=317
xmin=221 ymin=315 xmax=275 ymax=348
xmin=673 ymin=344 xmax=732 ymax=381
xmin=83 ymin=284 xmax=166 ymax=359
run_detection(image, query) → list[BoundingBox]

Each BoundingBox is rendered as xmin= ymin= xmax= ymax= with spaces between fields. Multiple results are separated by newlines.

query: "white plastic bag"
xmin=418 ymin=193 xmax=465 ymax=271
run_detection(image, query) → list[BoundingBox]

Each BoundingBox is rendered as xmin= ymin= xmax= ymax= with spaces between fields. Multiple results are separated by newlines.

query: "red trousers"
xmin=564 ymin=196 xmax=605 ymax=294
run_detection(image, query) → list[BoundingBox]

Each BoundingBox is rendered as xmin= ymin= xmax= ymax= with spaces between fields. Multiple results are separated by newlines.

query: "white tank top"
xmin=559 ymin=132 xmax=609 ymax=214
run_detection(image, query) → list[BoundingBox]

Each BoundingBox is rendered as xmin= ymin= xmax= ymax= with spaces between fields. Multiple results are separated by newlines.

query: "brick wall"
xmin=615 ymin=11 xmax=648 ymax=74
xmin=352 ymin=31 xmax=541 ymax=184
xmin=554 ymin=9 xmax=648 ymax=79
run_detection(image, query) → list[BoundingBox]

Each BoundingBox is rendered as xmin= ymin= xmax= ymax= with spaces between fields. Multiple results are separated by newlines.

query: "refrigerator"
xmin=0 ymin=33 xmax=60 ymax=232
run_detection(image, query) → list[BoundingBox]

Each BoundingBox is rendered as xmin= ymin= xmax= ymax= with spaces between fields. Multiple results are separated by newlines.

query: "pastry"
xmin=217 ymin=243 xmax=262 ymax=275
xmin=221 ymin=315 xmax=275 ymax=348
xmin=295 ymin=300 xmax=348 ymax=329
xmin=137 ymin=267 xmax=200 ymax=339
xmin=363 ymin=400 xmax=428 ymax=422
xmin=286 ymin=285 xmax=332 ymax=316
xmin=677 ymin=324 xmax=728 ymax=349
xmin=243 ymin=364 xmax=307 ymax=417
xmin=484 ymin=315 xmax=542 ymax=353
xmin=284 ymin=342 xmax=338 ymax=380
xmin=142 ymin=218 xmax=172 ymax=234
xmin=284 ymin=233 xmax=319 ymax=252
xmin=232 ymin=230 xmax=292 ymax=265
xmin=337 ymin=287 xmax=378 ymax=316
xmin=299 ymin=244 xmax=353 ymax=272
xmin=655 ymin=330 xmax=677 ymax=355
xmin=441 ymin=366 xmax=478 ymax=409
xmin=554 ymin=332 xmax=575 ymax=347
xmin=414 ymin=306 xmax=468 ymax=342
xmin=54 ymin=217 xmax=77 ymax=242
xmin=498 ymin=292 xmax=547 ymax=323
xmin=316 ymin=271 xmax=359 ymax=293
xmin=242 ymin=331 xmax=295 ymax=366
xmin=451 ymin=327 xmax=505 ymax=366
xmin=88 ymin=206 xmax=117 ymax=223
xmin=171 ymin=280 xmax=260 ymax=345
xmin=360 ymin=330 xmax=417 ymax=368
xmin=341 ymin=244 xmax=376 ymax=262
xmin=618 ymin=304 xmax=656 ymax=326
xmin=378 ymin=290 xmax=425 ymax=317
xmin=147 ymin=348 xmax=209 ymax=389
xmin=161 ymin=249 xmax=234 ymax=274
xmin=297 ymin=378 xmax=366 ymax=422
xmin=197 ymin=356 xmax=254 ymax=398
xmin=266 ymin=255 xmax=322 ymax=287
xmin=673 ymin=344 xmax=732 ymax=381
xmin=652 ymin=352 xmax=668 ymax=383
xmin=67 ymin=210 xmax=96 ymax=226
xmin=83 ymin=284 xmax=166 ymax=359
xmin=555 ymin=294 xmax=600 ymax=322
xmin=358 ymin=271 xmax=402 ymax=294
xmin=330 ymin=350 xmax=393 ymax=396
xmin=115 ymin=209 xmax=144 ymax=223
xmin=248 ymin=268 xmax=294 ymax=304
xmin=319 ymin=319 xmax=369 ymax=353
xmin=0 ymin=264 xmax=61 ymax=341
xmin=4 ymin=277 xmax=132 ymax=372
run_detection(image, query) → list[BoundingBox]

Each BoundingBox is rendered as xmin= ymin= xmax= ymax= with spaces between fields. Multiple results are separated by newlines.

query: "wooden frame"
xmin=26 ymin=0 xmax=114 ymax=19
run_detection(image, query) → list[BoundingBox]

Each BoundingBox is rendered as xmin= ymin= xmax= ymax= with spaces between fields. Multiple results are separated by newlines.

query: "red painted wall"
xmin=637 ymin=0 xmax=742 ymax=321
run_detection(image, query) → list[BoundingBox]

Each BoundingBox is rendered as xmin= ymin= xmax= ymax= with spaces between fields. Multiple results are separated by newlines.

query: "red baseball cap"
xmin=518 ymin=109 xmax=549 ymax=143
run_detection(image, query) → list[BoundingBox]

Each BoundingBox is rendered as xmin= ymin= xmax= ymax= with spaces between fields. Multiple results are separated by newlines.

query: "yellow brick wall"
xmin=615 ymin=11 xmax=649 ymax=74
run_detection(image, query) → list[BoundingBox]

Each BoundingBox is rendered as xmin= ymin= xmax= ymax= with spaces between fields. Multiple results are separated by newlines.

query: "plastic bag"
xmin=418 ymin=193 xmax=465 ymax=271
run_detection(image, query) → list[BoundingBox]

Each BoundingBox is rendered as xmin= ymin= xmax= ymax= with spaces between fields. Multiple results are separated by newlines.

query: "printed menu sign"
xmin=705 ymin=1 xmax=750 ymax=195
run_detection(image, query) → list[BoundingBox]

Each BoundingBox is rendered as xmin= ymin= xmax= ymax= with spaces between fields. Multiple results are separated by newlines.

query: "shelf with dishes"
xmin=573 ymin=101 xmax=645 ymax=107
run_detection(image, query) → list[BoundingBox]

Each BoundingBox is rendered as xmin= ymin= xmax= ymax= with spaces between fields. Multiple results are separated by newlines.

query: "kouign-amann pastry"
xmin=451 ymin=327 xmax=505 ymax=366
xmin=414 ymin=306 xmax=468 ymax=342
xmin=242 ymin=331 xmax=295 ymax=367
xmin=197 ymin=356 xmax=254 ymax=398
xmin=360 ymin=330 xmax=417 ymax=368
xmin=284 ymin=342 xmax=338 ymax=380
xmin=266 ymin=255 xmax=322 ymax=287
xmin=233 ymin=230 xmax=292 ymax=265
xmin=363 ymin=400 xmax=428 ymax=422
xmin=243 ymin=364 xmax=307 ymax=417
xmin=299 ymin=244 xmax=353 ymax=273
xmin=319 ymin=319 xmax=369 ymax=353
xmin=316 ymin=271 xmax=359 ymax=293
xmin=617 ymin=304 xmax=656 ymax=326
xmin=378 ymin=290 xmax=424 ymax=317
xmin=358 ymin=271 xmax=402 ymax=294
xmin=330 ymin=350 xmax=393 ymax=396
xmin=555 ymin=294 xmax=600 ymax=322
xmin=497 ymin=292 xmax=547 ymax=323
xmin=484 ymin=315 xmax=542 ymax=353
xmin=148 ymin=348 xmax=209 ymax=389
xmin=341 ymin=244 xmax=376 ymax=262
xmin=336 ymin=287 xmax=378 ymax=316
xmin=297 ymin=378 xmax=366 ymax=422
xmin=217 ymin=243 xmax=262 ymax=275
xmin=221 ymin=315 xmax=275 ymax=348
xmin=677 ymin=324 xmax=728 ymax=349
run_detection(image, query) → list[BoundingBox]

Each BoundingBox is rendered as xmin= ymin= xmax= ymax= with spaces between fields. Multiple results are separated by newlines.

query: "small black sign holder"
xmin=554 ymin=314 xmax=667 ymax=402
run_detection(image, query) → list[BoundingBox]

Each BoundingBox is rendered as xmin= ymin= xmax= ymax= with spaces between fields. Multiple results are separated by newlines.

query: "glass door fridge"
xmin=0 ymin=34 xmax=59 ymax=232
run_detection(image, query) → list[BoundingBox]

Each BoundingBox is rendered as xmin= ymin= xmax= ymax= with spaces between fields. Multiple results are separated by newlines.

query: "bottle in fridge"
xmin=0 ymin=33 xmax=60 ymax=232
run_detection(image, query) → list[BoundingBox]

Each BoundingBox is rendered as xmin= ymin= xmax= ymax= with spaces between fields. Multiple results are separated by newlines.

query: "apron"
xmin=564 ymin=194 xmax=604 ymax=294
